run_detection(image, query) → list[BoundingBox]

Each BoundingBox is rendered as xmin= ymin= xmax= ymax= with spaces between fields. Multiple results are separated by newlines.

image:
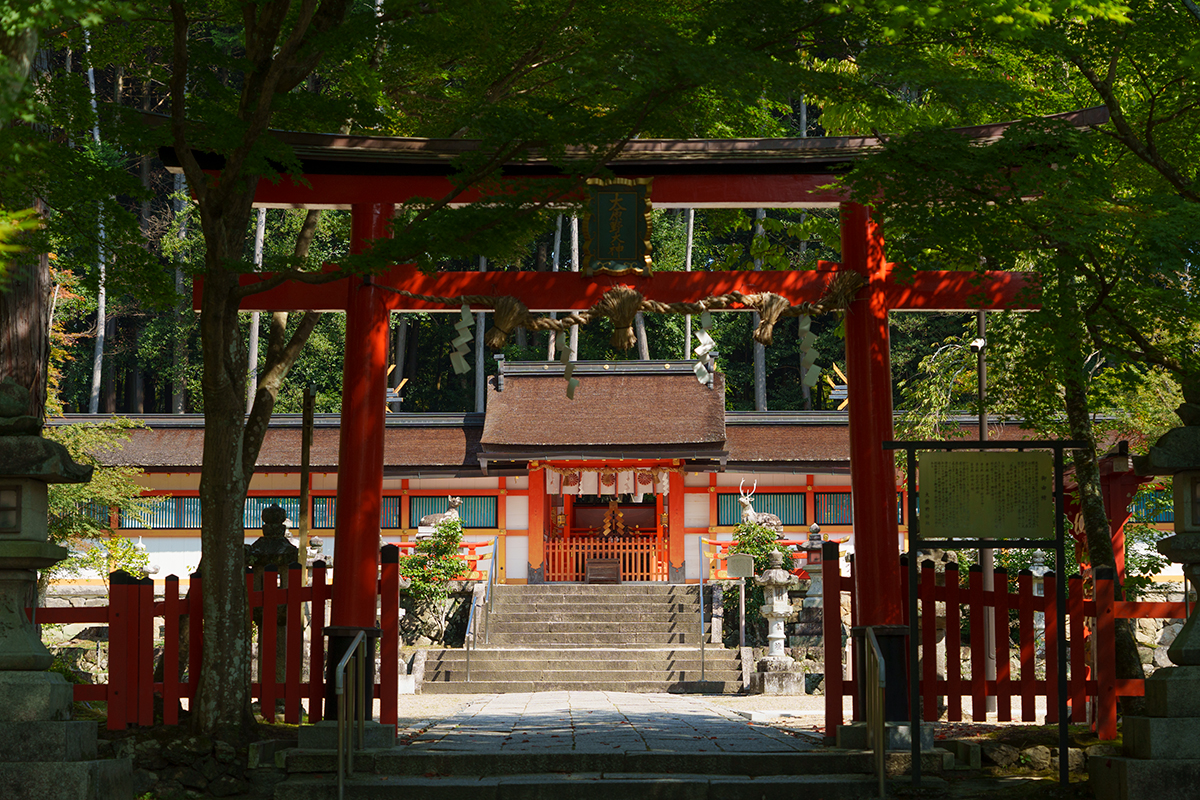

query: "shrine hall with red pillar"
xmin=172 ymin=108 xmax=1111 ymax=644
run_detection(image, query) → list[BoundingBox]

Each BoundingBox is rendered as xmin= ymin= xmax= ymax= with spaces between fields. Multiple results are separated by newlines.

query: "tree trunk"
xmin=634 ymin=313 xmax=649 ymax=360
xmin=1057 ymin=257 xmax=1146 ymax=712
xmin=193 ymin=263 xmax=255 ymax=740
xmin=0 ymin=206 xmax=50 ymax=421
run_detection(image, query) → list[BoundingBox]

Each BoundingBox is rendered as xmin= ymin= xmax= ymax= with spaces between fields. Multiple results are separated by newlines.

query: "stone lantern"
xmin=1093 ymin=420 xmax=1200 ymax=798
xmin=748 ymin=549 xmax=803 ymax=694
xmin=800 ymin=522 xmax=824 ymax=609
xmin=0 ymin=378 xmax=131 ymax=797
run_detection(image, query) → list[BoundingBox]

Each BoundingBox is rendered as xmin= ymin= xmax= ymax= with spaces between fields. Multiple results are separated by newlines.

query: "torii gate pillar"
xmin=842 ymin=202 xmax=905 ymax=628
xmin=330 ymin=203 xmax=393 ymax=632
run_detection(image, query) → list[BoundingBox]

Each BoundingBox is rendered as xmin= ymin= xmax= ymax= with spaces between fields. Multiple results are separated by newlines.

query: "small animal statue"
xmin=419 ymin=496 xmax=462 ymax=528
xmin=738 ymin=480 xmax=783 ymax=533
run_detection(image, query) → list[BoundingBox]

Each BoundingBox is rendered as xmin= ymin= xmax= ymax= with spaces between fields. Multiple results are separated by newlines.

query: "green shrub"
xmin=722 ymin=522 xmax=795 ymax=647
xmin=399 ymin=516 xmax=465 ymax=641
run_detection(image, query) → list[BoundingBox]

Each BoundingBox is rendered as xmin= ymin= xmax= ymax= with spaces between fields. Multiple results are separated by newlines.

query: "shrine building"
xmin=55 ymin=360 xmax=1047 ymax=586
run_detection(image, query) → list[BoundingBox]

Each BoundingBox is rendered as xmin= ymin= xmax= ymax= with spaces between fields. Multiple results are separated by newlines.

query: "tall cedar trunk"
xmin=1057 ymin=258 xmax=1147 ymax=711
xmin=194 ymin=276 xmax=253 ymax=736
xmin=193 ymin=218 xmax=256 ymax=737
xmin=0 ymin=211 xmax=50 ymax=421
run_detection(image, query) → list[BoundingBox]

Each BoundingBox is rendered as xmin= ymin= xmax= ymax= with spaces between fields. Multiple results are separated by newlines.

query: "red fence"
xmin=35 ymin=543 xmax=481 ymax=731
xmin=821 ymin=544 xmax=1188 ymax=740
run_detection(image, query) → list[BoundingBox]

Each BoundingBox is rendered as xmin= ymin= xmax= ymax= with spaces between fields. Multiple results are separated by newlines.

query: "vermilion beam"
xmin=215 ymin=265 xmax=1037 ymax=313
xmin=249 ymin=172 xmax=846 ymax=209
xmin=328 ymin=203 xmax=393 ymax=630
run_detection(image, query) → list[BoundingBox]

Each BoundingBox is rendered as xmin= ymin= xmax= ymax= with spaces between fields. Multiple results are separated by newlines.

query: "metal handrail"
xmin=483 ymin=535 xmax=498 ymax=644
xmin=334 ymin=630 xmax=368 ymax=800
xmin=464 ymin=536 xmax=498 ymax=682
xmin=863 ymin=627 xmax=888 ymax=800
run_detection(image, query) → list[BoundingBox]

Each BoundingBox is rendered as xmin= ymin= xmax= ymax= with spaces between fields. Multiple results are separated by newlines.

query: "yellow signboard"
xmin=917 ymin=452 xmax=1054 ymax=539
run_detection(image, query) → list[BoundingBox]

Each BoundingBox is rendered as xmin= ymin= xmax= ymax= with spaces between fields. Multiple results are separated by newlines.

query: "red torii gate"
xmin=187 ymin=122 xmax=1076 ymax=643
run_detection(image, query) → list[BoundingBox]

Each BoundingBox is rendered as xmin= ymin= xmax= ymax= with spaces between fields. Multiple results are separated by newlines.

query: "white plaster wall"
xmin=684 ymin=534 xmax=703 ymax=580
xmin=716 ymin=472 xmax=800 ymax=488
xmin=312 ymin=473 xmax=338 ymax=490
xmin=813 ymin=473 xmax=852 ymax=486
xmin=684 ymin=494 xmax=710 ymax=528
xmin=136 ymin=473 xmax=200 ymax=491
xmin=72 ymin=536 xmax=205 ymax=582
xmin=409 ymin=477 xmax=498 ymax=491
xmin=506 ymin=476 xmax=530 ymax=491
xmin=505 ymin=496 xmax=529 ymax=530
xmin=248 ymin=473 xmax=304 ymax=491
xmin=506 ymin=535 xmax=528 ymax=581
xmin=683 ymin=473 xmax=710 ymax=488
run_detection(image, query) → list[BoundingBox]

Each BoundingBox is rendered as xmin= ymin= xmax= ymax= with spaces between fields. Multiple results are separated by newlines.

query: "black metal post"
xmin=325 ymin=625 xmax=380 ymax=718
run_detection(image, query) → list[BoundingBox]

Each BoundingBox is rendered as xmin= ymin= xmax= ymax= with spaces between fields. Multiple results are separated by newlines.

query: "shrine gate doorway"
xmin=184 ymin=108 xmax=1104 ymax=639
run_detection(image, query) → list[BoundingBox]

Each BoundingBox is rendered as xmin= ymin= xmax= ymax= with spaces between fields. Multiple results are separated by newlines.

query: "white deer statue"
xmin=419 ymin=496 xmax=462 ymax=528
xmin=738 ymin=480 xmax=783 ymax=534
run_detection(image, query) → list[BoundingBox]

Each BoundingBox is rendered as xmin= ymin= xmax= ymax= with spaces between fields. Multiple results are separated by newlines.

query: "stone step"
xmin=423 ymin=667 xmax=741 ymax=682
xmin=284 ymin=749 xmax=875 ymax=777
xmin=488 ymin=603 xmax=699 ymax=615
xmin=481 ymin=632 xmax=702 ymax=646
xmin=428 ymin=654 xmax=738 ymax=670
xmin=421 ymin=675 xmax=742 ymax=689
xmin=424 ymin=679 xmax=740 ymax=693
xmin=275 ymin=772 xmax=883 ymax=800
xmin=485 ymin=621 xmax=697 ymax=634
xmin=493 ymin=584 xmax=698 ymax=594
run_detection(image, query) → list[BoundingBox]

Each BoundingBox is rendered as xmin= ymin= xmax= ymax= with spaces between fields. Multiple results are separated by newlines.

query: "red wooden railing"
xmin=543 ymin=531 xmax=667 ymax=582
xmin=821 ymin=545 xmax=1188 ymax=740
xmin=38 ymin=539 xmax=1180 ymax=738
xmin=34 ymin=541 xmax=489 ymax=731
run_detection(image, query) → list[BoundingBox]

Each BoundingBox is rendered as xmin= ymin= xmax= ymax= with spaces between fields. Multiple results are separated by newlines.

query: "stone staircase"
xmin=422 ymin=583 xmax=742 ymax=693
xmin=278 ymin=748 xmax=894 ymax=800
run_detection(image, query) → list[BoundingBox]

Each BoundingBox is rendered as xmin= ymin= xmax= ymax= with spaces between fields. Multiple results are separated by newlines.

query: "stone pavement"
xmin=399 ymin=691 xmax=820 ymax=754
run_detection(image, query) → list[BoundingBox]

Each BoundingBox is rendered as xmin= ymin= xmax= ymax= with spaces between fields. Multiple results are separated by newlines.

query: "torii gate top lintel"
xmin=162 ymin=106 xmax=1106 ymax=211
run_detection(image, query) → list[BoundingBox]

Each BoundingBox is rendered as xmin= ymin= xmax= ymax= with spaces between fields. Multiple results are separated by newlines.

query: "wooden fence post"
xmin=944 ymin=562 xmax=962 ymax=722
xmin=380 ymin=545 xmax=400 ymax=727
xmin=162 ymin=575 xmax=181 ymax=725
xmin=1069 ymin=574 xmax=1087 ymax=723
xmin=187 ymin=570 xmax=202 ymax=704
xmin=1044 ymin=571 xmax=1059 ymax=724
xmin=968 ymin=564 xmax=986 ymax=720
xmin=1094 ymin=566 xmax=1118 ymax=739
xmin=822 ymin=541 xmax=842 ymax=743
xmin=136 ymin=575 xmax=155 ymax=727
xmin=1017 ymin=569 xmax=1036 ymax=721
xmin=308 ymin=561 xmax=328 ymax=722
xmin=994 ymin=566 xmax=1011 ymax=721
xmin=285 ymin=562 xmax=304 ymax=724
xmin=919 ymin=558 xmax=938 ymax=721
xmin=106 ymin=570 xmax=132 ymax=731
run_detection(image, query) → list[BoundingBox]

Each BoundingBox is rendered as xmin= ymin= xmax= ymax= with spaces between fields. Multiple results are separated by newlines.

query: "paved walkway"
xmin=399 ymin=692 xmax=823 ymax=754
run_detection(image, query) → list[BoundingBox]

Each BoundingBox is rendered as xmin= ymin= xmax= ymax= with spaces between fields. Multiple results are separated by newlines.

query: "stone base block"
xmin=0 ymin=671 xmax=72 ymax=722
xmin=1122 ymin=715 xmax=1200 ymax=760
xmin=297 ymin=720 xmax=395 ymax=750
xmin=1143 ymin=667 xmax=1200 ymax=718
xmin=1089 ymin=755 xmax=1200 ymax=800
xmin=0 ymin=758 xmax=131 ymax=800
xmin=837 ymin=721 xmax=935 ymax=752
xmin=746 ymin=670 xmax=805 ymax=695
xmin=0 ymin=720 xmax=96 ymax=761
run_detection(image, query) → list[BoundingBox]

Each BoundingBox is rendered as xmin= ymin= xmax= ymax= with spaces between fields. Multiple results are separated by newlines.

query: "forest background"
xmin=2 ymin=0 xmax=1197 ymax=738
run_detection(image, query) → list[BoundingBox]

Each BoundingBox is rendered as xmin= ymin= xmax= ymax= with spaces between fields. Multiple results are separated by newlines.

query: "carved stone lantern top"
xmin=755 ymin=549 xmax=798 ymax=590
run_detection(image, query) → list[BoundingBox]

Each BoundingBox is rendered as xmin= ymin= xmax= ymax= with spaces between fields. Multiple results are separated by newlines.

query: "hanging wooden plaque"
xmin=581 ymin=177 xmax=653 ymax=277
